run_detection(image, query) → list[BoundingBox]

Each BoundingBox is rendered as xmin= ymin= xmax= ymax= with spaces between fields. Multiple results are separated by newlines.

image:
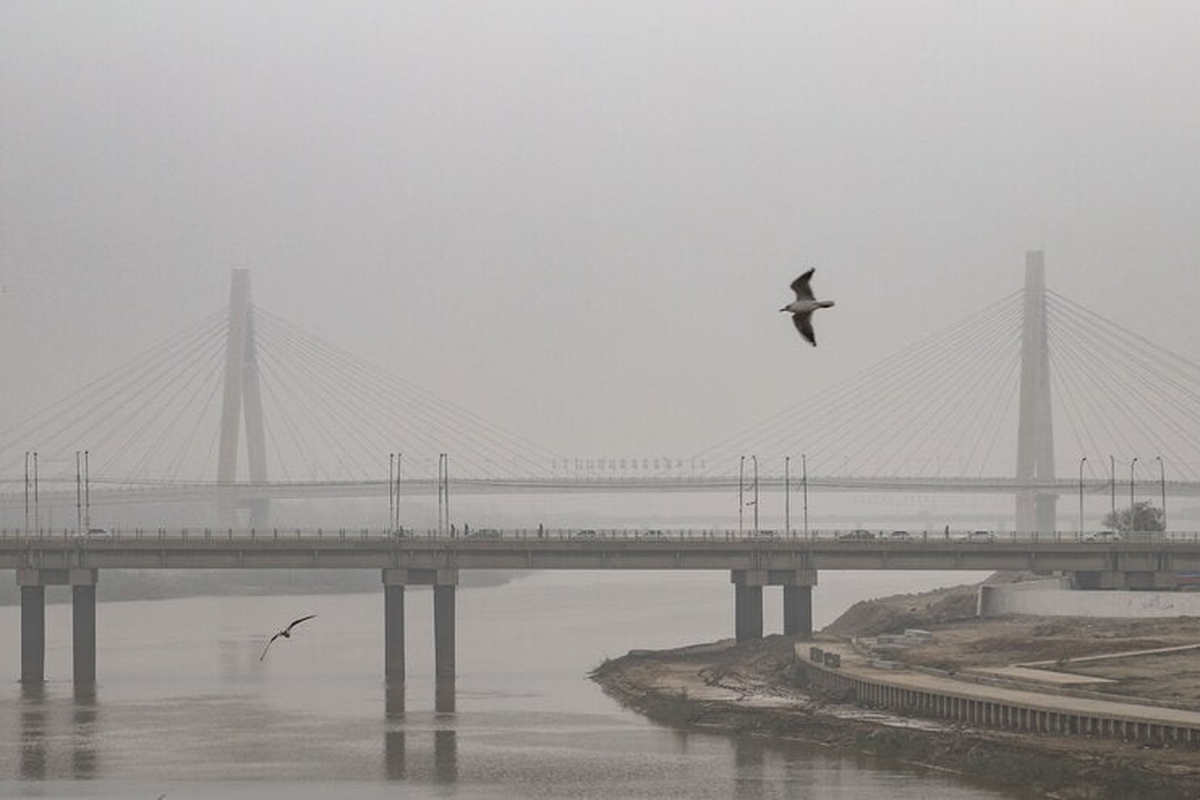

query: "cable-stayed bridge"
xmin=3 ymin=252 xmax=1200 ymax=532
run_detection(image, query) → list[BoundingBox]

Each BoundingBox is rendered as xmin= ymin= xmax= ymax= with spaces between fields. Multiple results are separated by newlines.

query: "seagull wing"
xmin=789 ymin=269 xmax=815 ymax=301
xmin=260 ymin=632 xmax=283 ymax=661
xmin=792 ymin=312 xmax=817 ymax=346
xmin=284 ymin=613 xmax=318 ymax=633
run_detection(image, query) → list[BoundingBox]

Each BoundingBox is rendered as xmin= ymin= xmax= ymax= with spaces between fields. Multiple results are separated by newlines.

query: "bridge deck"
xmin=4 ymin=530 xmax=1200 ymax=574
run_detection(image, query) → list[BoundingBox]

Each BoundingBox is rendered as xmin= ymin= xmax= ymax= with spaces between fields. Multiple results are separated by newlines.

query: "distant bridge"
xmin=4 ymin=251 xmax=1200 ymax=536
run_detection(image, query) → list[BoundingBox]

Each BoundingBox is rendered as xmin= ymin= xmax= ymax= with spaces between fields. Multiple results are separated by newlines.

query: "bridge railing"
xmin=2 ymin=527 xmax=1199 ymax=544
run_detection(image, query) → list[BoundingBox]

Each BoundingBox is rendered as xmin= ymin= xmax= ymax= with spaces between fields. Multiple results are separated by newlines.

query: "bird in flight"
xmin=780 ymin=269 xmax=835 ymax=346
xmin=260 ymin=614 xmax=317 ymax=661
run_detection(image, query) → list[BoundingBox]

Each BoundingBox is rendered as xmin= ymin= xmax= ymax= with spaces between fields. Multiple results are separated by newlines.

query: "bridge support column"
xmin=434 ymin=579 xmax=456 ymax=714
xmin=71 ymin=569 xmax=98 ymax=685
xmin=382 ymin=568 xmax=457 ymax=713
xmin=18 ymin=573 xmax=45 ymax=684
xmin=382 ymin=570 xmax=408 ymax=716
xmin=732 ymin=570 xmax=765 ymax=642
xmin=781 ymin=570 xmax=818 ymax=638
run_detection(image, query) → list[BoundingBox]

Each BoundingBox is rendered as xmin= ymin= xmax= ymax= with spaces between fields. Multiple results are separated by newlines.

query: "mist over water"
xmin=0 ymin=569 xmax=1020 ymax=798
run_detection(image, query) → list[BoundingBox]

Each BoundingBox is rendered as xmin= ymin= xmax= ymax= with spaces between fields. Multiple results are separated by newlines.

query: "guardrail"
xmin=2 ymin=527 xmax=1199 ymax=544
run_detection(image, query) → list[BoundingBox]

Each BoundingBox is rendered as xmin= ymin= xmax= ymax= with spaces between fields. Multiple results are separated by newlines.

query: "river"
xmin=0 ymin=569 xmax=1026 ymax=798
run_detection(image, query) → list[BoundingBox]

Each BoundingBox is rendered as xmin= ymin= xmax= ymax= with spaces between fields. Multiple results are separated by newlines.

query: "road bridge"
xmin=6 ymin=528 xmax=1200 ymax=710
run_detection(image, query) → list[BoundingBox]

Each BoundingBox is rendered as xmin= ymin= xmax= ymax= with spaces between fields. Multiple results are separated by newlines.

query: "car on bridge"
xmin=1083 ymin=530 xmax=1122 ymax=543
xmin=466 ymin=528 xmax=502 ymax=539
xmin=963 ymin=530 xmax=995 ymax=543
xmin=73 ymin=528 xmax=112 ymax=540
xmin=638 ymin=530 xmax=667 ymax=540
xmin=573 ymin=529 xmax=597 ymax=539
xmin=836 ymin=529 xmax=875 ymax=541
xmin=885 ymin=530 xmax=912 ymax=541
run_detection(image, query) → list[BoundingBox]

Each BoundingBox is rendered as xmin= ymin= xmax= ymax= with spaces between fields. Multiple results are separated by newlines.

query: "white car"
xmin=1084 ymin=530 xmax=1122 ymax=543
xmin=75 ymin=528 xmax=111 ymax=539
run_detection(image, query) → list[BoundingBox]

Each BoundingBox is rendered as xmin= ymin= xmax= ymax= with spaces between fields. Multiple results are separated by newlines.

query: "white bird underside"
xmin=781 ymin=268 xmax=834 ymax=346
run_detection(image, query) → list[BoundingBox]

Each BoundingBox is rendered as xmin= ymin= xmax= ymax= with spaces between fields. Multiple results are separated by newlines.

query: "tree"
xmin=1102 ymin=501 xmax=1164 ymax=533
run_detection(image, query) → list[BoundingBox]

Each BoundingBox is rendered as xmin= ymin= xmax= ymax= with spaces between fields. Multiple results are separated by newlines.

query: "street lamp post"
xmin=1109 ymin=455 xmax=1115 ymax=521
xmin=738 ymin=456 xmax=745 ymax=535
xmin=1129 ymin=457 xmax=1138 ymax=532
xmin=751 ymin=455 xmax=759 ymax=535
xmin=1078 ymin=456 xmax=1087 ymax=537
xmin=784 ymin=456 xmax=791 ymax=537
xmin=802 ymin=453 xmax=809 ymax=539
xmin=1156 ymin=456 xmax=1166 ymax=532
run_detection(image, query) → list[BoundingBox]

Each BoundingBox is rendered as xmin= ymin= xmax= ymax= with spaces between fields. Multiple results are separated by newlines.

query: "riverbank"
xmin=590 ymin=582 xmax=1200 ymax=799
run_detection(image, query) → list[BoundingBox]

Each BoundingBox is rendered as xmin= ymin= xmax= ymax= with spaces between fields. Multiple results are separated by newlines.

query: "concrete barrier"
xmin=980 ymin=580 xmax=1200 ymax=618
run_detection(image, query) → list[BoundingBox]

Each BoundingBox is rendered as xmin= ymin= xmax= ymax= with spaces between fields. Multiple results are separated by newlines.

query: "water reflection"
xmin=19 ymin=683 xmax=46 ymax=780
xmin=382 ymin=682 xmax=457 ymax=786
xmin=384 ymin=729 xmax=406 ymax=780
xmin=383 ymin=723 xmax=458 ymax=783
xmin=16 ymin=683 xmax=101 ymax=781
xmin=434 ymin=728 xmax=457 ymax=783
xmin=72 ymin=684 xmax=99 ymax=779
xmin=733 ymin=735 xmax=766 ymax=800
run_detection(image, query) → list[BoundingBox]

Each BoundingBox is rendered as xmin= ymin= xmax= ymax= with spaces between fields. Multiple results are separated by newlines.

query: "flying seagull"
xmin=260 ymin=614 xmax=317 ymax=661
xmin=780 ymin=268 xmax=835 ymax=346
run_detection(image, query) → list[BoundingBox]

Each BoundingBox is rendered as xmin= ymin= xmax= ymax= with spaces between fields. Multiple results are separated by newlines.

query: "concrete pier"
xmin=20 ymin=584 xmax=45 ymax=684
xmin=732 ymin=571 xmax=765 ymax=642
xmin=382 ymin=568 xmax=457 ymax=713
xmin=384 ymin=582 xmax=405 ymax=685
xmin=434 ymin=583 xmax=456 ymax=713
xmin=783 ymin=585 xmax=813 ymax=637
xmin=733 ymin=569 xmax=818 ymax=642
xmin=72 ymin=582 xmax=97 ymax=684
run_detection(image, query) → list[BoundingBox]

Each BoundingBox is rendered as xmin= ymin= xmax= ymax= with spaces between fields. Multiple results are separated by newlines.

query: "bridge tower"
xmin=216 ymin=269 xmax=270 ymax=528
xmin=1015 ymin=251 xmax=1057 ymax=533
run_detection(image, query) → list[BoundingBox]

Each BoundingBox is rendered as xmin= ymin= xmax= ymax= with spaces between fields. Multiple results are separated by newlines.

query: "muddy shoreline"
xmin=591 ymin=624 xmax=1200 ymax=799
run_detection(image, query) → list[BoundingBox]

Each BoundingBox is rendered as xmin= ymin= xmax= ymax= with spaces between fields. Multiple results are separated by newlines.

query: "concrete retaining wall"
xmin=980 ymin=580 xmax=1200 ymax=618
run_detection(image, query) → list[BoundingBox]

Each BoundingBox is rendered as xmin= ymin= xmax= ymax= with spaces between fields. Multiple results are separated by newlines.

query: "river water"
xmin=0 ymin=569 xmax=1027 ymax=798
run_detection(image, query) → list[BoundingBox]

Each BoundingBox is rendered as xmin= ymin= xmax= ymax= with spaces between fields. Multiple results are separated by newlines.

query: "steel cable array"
xmin=2 ymin=283 xmax=1199 ymax=495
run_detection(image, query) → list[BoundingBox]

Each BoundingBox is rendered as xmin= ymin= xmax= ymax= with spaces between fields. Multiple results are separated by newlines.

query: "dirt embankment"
xmin=591 ymin=577 xmax=1200 ymax=800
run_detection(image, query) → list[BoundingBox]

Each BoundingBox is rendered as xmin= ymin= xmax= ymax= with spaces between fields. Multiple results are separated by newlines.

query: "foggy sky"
xmin=2 ymin=1 xmax=1198 ymax=460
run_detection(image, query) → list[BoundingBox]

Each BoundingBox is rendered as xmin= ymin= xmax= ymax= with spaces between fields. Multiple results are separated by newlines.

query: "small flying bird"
xmin=780 ymin=268 xmax=835 ymax=346
xmin=260 ymin=614 xmax=317 ymax=661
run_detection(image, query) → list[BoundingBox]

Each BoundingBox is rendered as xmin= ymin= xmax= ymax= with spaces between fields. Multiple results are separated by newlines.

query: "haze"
xmin=2 ymin=1 xmax=1198 ymax=459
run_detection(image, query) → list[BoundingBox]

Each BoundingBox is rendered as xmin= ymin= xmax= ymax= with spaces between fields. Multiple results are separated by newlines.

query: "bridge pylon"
xmin=1015 ymin=251 xmax=1057 ymax=534
xmin=216 ymin=269 xmax=269 ymax=528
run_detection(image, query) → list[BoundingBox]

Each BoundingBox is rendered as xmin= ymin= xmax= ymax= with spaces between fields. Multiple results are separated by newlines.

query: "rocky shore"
xmin=590 ymin=581 xmax=1200 ymax=800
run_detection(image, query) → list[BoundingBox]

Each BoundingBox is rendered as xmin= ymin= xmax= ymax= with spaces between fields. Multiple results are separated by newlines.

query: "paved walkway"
xmin=806 ymin=641 xmax=1200 ymax=731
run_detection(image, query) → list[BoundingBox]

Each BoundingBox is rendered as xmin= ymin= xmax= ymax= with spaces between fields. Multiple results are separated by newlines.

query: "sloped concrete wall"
xmin=980 ymin=580 xmax=1200 ymax=618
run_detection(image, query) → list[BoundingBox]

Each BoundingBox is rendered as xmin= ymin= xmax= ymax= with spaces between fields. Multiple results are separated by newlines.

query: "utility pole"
xmin=802 ymin=453 xmax=809 ymax=538
xmin=1156 ymin=456 xmax=1166 ymax=532
xmin=751 ymin=455 xmax=759 ymax=534
xmin=1078 ymin=456 xmax=1087 ymax=536
xmin=738 ymin=456 xmax=745 ymax=535
xmin=784 ymin=456 xmax=791 ymax=537
xmin=76 ymin=452 xmax=83 ymax=533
